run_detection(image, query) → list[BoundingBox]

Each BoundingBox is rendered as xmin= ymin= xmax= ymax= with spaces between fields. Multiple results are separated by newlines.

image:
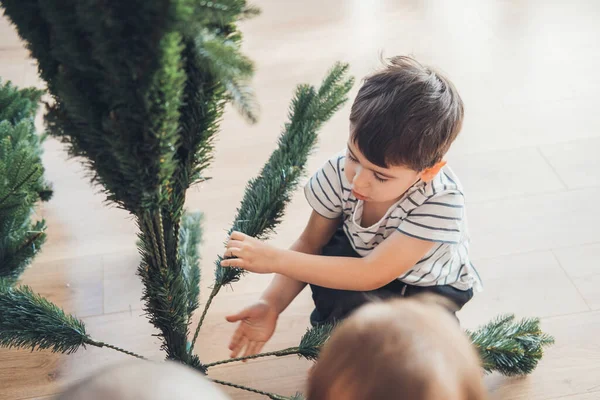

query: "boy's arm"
xmin=223 ymin=191 xmax=463 ymax=291
xmin=223 ymin=230 xmax=436 ymax=291
xmin=273 ymin=231 xmax=435 ymax=290
xmin=225 ymin=211 xmax=339 ymax=359
xmin=258 ymin=210 xmax=340 ymax=313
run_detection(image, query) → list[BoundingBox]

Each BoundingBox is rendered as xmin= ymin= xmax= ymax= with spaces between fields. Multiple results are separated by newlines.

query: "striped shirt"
xmin=304 ymin=152 xmax=482 ymax=292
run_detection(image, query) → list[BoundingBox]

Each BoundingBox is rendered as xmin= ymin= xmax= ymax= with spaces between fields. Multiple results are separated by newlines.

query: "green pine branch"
xmin=0 ymin=0 xmax=60 ymax=92
xmin=174 ymin=0 xmax=260 ymax=40
xmin=193 ymin=28 xmax=258 ymax=123
xmin=0 ymin=140 xmax=43 ymax=212
xmin=0 ymin=282 xmax=145 ymax=359
xmin=215 ymin=62 xmax=353 ymax=287
xmin=296 ymin=323 xmax=334 ymax=361
xmin=136 ymin=211 xmax=193 ymax=365
xmin=189 ymin=63 xmax=353 ymax=352
xmin=0 ymin=281 xmax=87 ymax=354
xmin=194 ymin=0 xmax=260 ymax=26
xmin=0 ymin=222 xmax=46 ymax=285
xmin=176 ymin=39 xmax=227 ymax=188
xmin=205 ymin=348 xmax=299 ymax=368
xmin=157 ymin=40 xmax=227 ymax=302
xmin=178 ymin=211 xmax=204 ymax=318
xmin=468 ymin=314 xmax=555 ymax=376
xmin=0 ymin=81 xmax=52 ymax=202
xmin=0 ymin=80 xmax=52 ymax=284
xmin=4 ymin=0 xmax=191 ymax=213
xmin=0 ymin=79 xmax=43 ymax=125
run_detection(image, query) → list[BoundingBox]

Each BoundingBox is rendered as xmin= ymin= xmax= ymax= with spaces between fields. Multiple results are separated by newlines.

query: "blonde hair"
xmin=307 ymin=294 xmax=487 ymax=400
xmin=57 ymin=360 xmax=230 ymax=400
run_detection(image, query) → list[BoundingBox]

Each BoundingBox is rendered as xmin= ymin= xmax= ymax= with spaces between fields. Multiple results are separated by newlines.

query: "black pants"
xmin=309 ymin=226 xmax=473 ymax=326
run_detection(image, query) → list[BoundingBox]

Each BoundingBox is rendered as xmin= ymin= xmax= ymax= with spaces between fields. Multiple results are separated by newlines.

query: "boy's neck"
xmin=358 ymin=178 xmax=423 ymax=227
xmin=360 ymin=199 xmax=397 ymax=227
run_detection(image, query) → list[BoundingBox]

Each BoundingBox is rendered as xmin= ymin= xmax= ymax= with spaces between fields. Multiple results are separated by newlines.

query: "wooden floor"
xmin=2 ymin=0 xmax=600 ymax=399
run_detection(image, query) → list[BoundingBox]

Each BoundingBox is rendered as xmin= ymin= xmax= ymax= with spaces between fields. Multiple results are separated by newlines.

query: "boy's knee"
xmin=310 ymin=284 xmax=375 ymax=325
xmin=404 ymin=284 xmax=474 ymax=313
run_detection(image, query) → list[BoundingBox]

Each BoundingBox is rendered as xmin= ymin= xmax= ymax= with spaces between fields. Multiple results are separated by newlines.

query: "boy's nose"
xmin=352 ymin=166 xmax=369 ymax=188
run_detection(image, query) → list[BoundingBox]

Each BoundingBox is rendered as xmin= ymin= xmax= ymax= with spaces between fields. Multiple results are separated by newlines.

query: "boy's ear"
xmin=421 ymin=161 xmax=446 ymax=182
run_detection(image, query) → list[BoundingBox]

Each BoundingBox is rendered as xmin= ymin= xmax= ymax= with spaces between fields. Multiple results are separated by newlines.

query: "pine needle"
xmin=298 ymin=323 xmax=334 ymax=361
xmin=0 ymin=283 xmax=89 ymax=354
xmin=193 ymin=29 xmax=258 ymax=123
xmin=0 ymin=79 xmax=43 ymax=124
xmin=468 ymin=314 xmax=555 ymax=376
xmin=0 ymin=281 xmax=146 ymax=359
xmin=178 ymin=211 xmax=204 ymax=318
xmin=0 ymin=81 xmax=51 ymax=284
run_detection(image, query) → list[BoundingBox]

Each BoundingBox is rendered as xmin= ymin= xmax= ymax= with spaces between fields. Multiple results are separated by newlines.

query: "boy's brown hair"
xmin=350 ymin=56 xmax=464 ymax=171
xmin=307 ymin=295 xmax=487 ymax=400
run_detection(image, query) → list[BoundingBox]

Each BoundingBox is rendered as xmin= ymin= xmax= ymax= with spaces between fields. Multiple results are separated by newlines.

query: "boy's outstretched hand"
xmin=226 ymin=300 xmax=279 ymax=359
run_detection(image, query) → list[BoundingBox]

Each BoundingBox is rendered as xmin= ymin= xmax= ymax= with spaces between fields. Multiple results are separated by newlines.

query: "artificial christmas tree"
xmin=0 ymin=1 xmax=553 ymax=398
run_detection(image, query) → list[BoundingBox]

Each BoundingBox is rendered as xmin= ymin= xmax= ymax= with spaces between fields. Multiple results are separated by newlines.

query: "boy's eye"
xmin=374 ymin=174 xmax=388 ymax=183
xmin=347 ymin=153 xmax=358 ymax=162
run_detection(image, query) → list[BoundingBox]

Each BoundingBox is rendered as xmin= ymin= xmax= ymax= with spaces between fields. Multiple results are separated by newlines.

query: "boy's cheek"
xmin=344 ymin=168 xmax=353 ymax=184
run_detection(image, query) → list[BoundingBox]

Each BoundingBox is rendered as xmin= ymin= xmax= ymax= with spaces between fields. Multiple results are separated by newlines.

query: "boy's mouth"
xmin=352 ymin=190 xmax=368 ymax=201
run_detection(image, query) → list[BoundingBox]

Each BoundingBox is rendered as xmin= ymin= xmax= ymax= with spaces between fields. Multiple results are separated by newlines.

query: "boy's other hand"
xmin=225 ymin=300 xmax=278 ymax=359
xmin=221 ymin=231 xmax=280 ymax=274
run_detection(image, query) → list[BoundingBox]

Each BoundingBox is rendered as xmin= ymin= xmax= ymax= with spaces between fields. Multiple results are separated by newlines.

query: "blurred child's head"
xmin=345 ymin=56 xmax=464 ymax=203
xmin=307 ymin=295 xmax=486 ymax=400
xmin=56 ymin=360 xmax=230 ymax=400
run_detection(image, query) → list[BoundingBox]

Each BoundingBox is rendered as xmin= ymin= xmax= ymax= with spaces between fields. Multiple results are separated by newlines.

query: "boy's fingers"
xmin=241 ymin=341 xmax=255 ymax=361
xmin=230 ymin=231 xmax=246 ymax=240
xmin=251 ymin=341 xmax=265 ymax=357
xmin=230 ymin=336 xmax=248 ymax=359
xmin=221 ymin=258 xmax=245 ymax=268
xmin=257 ymin=341 xmax=266 ymax=352
xmin=228 ymin=327 xmax=244 ymax=350
xmin=242 ymin=341 xmax=260 ymax=360
xmin=226 ymin=310 xmax=247 ymax=323
xmin=226 ymin=239 xmax=244 ymax=250
xmin=241 ymin=341 xmax=264 ymax=361
xmin=224 ymin=247 xmax=242 ymax=259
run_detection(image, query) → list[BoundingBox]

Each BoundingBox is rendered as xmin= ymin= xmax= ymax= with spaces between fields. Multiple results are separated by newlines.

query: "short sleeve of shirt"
xmin=397 ymin=192 xmax=465 ymax=244
xmin=304 ymin=155 xmax=345 ymax=219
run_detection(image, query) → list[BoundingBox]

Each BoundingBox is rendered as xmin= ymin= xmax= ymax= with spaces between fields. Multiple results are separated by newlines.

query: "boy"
xmin=308 ymin=295 xmax=487 ymax=400
xmin=221 ymin=56 xmax=482 ymax=360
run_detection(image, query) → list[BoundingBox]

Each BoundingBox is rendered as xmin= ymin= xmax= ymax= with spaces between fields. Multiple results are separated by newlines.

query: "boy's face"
xmin=345 ymin=139 xmax=422 ymax=204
